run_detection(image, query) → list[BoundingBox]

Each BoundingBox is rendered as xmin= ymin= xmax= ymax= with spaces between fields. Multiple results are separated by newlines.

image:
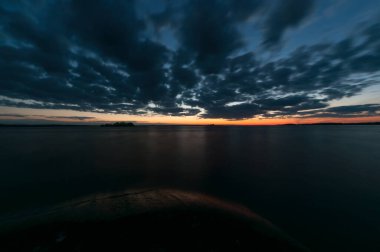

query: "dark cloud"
xmin=200 ymin=103 xmax=263 ymax=120
xmin=45 ymin=116 xmax=95 ymax=121
xmin=0 ymin=114 xmax=95 ymax=121
xmin=0 ymin=0 xmax=379 ymax=121
xmin=0 ymin=114 xmax=95 ymax=120
xmin=176 ymin=0 xmax=264 ymax=74
xmin=298 ymin=104 xmax=380 ymax=118
xmin=262 ymin=0 xmax=315 ymax=48
xmin=0 ymin=114 xmax=27 ymax=118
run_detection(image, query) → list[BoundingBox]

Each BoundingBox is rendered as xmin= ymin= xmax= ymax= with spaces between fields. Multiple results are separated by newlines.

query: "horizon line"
xmin=1 ymin=121 xmax=380 ymax=127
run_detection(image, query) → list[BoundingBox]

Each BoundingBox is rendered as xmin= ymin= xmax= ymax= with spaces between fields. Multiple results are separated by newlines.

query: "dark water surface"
xmin=0 ymin=125 xmax=379 ymax=251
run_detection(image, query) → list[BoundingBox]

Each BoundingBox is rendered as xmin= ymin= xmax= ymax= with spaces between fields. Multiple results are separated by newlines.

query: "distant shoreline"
xmin=0 ymin=122 xmax=379 ymax=127
xmin=101 ymin=122 xmax=135 ymax=127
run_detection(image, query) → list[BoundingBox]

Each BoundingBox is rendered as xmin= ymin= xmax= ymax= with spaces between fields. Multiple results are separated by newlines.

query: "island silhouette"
xmin=101 ymin=122 xmax=135 ymax=127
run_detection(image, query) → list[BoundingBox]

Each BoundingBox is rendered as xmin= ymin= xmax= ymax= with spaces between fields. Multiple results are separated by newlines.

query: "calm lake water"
xmin=0 ymin=125 xmax=379 ymax=251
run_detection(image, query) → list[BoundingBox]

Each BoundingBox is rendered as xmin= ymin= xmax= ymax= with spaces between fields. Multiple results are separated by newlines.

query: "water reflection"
xmin=0 ymin=126 xmax=380 ymax=251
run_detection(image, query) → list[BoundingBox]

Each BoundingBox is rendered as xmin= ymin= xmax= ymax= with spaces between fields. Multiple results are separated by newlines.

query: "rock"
xmin=0 ymin=188 xmax=309 ymax=251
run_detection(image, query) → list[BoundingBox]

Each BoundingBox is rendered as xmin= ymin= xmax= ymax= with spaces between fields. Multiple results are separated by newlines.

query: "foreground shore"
xmin=0 ymin=188 xmax=307 ymax=251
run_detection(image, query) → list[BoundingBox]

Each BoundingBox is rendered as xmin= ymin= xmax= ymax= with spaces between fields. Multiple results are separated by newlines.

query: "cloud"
xmin=262 ymin=0 xmax=315 ymax=48
xmin=0 ymin=113 xmax=27 ymax=117
xmin=297 ymin=104 xmax=380 ymax=118
xmin=0 ymin=113 xmax=95 ymax=121
xmin=175 ymin=0 xmax=264 ymax=74
xmin=45 ymin=116 xmax=96 ymax=121
xmin=0 ymin=0 xmax=379 ymax=121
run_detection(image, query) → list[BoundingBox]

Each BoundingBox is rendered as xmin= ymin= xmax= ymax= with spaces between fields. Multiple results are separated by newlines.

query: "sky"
xmin=0 ymin=0 xmax=380 ymax=125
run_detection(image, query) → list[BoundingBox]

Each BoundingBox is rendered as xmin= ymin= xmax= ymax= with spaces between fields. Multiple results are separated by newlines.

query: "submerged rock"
xmin=0 ymin=189 xmax=308 ymax=251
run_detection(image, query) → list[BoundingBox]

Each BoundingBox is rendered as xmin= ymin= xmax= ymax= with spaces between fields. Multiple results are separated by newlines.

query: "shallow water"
xmin=0 ymin=125 xmax=379 ymax=251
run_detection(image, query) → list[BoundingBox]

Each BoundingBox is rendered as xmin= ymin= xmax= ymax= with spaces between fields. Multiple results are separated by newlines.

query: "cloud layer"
xmin=0 ymin=0 xmax=379 ymax=120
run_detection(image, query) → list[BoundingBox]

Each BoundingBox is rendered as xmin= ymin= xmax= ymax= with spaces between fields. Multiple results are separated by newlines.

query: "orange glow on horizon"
xmin=1 ymin=106 xmax=379 ymax=125
xmin=90 ymin=115 xmax=380 ymax=125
